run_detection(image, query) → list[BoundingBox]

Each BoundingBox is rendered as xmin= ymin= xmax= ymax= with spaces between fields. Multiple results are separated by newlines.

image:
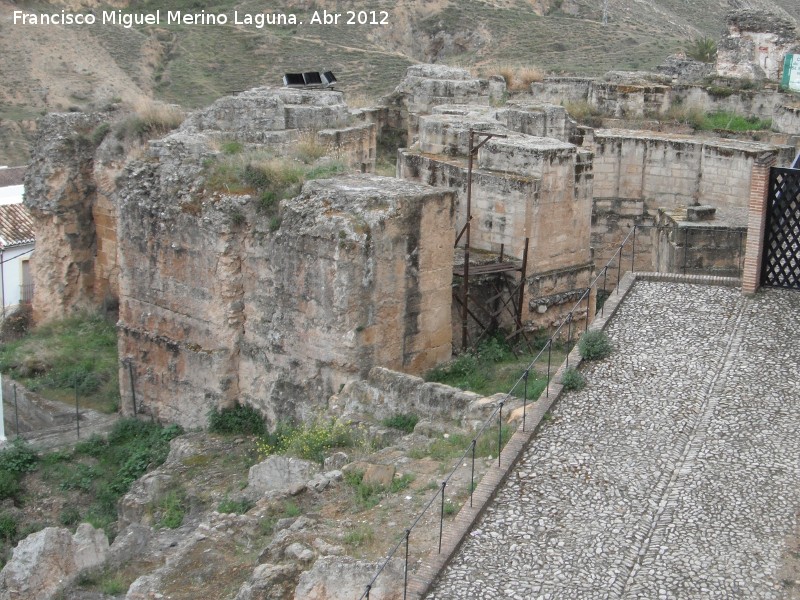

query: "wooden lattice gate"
xmin=761 ymin=167 xmax=800 ymax=290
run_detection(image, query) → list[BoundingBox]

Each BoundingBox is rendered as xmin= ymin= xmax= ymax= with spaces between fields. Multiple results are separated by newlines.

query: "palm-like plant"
xmin=686 ymin=37 xmax=718 ymax=63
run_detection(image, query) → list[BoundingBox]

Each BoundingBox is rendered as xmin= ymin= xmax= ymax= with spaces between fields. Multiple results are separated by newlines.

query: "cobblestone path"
xmin=428 ymin=283 xmax=800 ymax=599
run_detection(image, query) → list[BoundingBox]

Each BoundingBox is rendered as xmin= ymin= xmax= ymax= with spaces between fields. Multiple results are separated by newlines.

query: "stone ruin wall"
xmin=22 ymin=64 xmax=800 ymax=431
xmin=117 ymin=150 xmax=455 ymax=428
xmin=24 ymin=113 xmax=104 ymax=323
xmin=716 ymin=10 xmax=799 ymax=82
xmin=24 ymin=89 xmax=380 ymax=325
xmin=589 ymin=129 xmax=793 ymax=273
xmin=654 ymin=210 xmax=747 ymax=278
xmin=530 ymin=76 xmax=797 ymax=131
xmin=392 ymin=78 xmax=595 ymax=339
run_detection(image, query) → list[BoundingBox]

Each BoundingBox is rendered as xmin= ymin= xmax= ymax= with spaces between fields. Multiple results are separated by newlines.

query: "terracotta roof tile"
xmin=0 ymin=167 xmax=26 ymax=187
xmin=0 ymin=203 xmax=35 ymax=248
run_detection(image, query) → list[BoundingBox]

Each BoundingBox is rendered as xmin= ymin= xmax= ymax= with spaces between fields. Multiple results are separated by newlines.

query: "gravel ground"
xmin=427 ymin=282 xmax=800 ymax=600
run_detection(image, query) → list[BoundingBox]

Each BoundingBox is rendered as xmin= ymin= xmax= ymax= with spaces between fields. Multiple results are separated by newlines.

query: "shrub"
xmin=208 ymin=403 xmax=266 ymax=436
xmin=578 ymin=330 xmax=613 ymax=360
xmin=381 ymin=413 xmax=419 ymax=433
xmin=0 ymin=438 xmax=37 ymax=474
xmin=59 ymin=506 xmax=82 ymax=527
xmin=217 ymin=496 xmax=253 ymax=514
xmin=686 ymin=37 xmax=717 ymax=63
xmin=257 ymin=419 xmax=353 ymax=465
xmin=0 ymin=470 xmax=20 ymax=502
xmin=0 ymin=513 xmax=17 ymax=540
xmin=157 ymin=491 xmax=185 ymax=529
xmin=561 ymin=367 xmax=586 ymax=391
xmin=221 ymin=141 xmax=243 ymax=155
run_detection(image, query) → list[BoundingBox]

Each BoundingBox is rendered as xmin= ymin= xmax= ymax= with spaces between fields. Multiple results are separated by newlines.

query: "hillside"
xmin=0 ymin=0 xmax=797 ymax=165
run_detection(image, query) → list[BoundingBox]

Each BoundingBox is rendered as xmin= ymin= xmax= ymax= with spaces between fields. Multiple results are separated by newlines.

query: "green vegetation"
xmin=256 ymin=419 xmax=354 ymax=465
xmin=217 ymin=496 xmax=254 ymax=514
xmin=564 ymin=101 xmax=604 ymax=128
xmin=425 ymin=334 xmax=557 ymax=400
xmin=0 ymin=313 xmax=120 ymax=413
xmin=208 ymin=403 xmax=267 ymax=436
xmin=578 ymin=330 xmax=613 ymax=360
xmin=157 ymin=490 xmax=187 ymax=529
xmin=0 ymin=438 xmax=37 ymax=502
xmin=1 ymin=420 xmax=182 ymax=566
xmin=560 ymin=367 xmax=586 ymax=391
xmin=694 ymin=111 xmax=772 ymax=132
xmin=203 ymin=147 xmax=348 ymax=232
xmin=381 ymin=413 xmax=420 ymax=434
xmin=410 ymin=425 xmax=513 ymax=462
xmin=343 ymin=523 xmax=375 ymax=548
xmin=685 ymin=37 xmax=717 ymax=63
xmin=344 ymin=470 xmax=415 ymax=509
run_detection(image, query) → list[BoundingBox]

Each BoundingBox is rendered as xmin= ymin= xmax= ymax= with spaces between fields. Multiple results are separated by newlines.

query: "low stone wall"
xmin=654 ymin=212 xmax=747 ymax=278
xmin=2 ymin=377 xmax=75 ymax=434
xmin=330 ymin=366 xmax=508 ymax=429
xmin=773 ymin=104 xmax=800 ymax=136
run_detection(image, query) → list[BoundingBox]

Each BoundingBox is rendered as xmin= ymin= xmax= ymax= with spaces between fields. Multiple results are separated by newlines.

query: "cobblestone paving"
xmin=427 ymin=283 xmax=800 ymax=600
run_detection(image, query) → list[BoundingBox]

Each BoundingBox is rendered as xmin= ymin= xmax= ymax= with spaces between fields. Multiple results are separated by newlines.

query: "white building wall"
xmin=1 ymin=243 xmax=34 ymax=310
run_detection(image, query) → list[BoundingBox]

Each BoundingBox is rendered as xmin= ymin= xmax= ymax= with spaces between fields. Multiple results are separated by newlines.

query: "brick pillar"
xmin=741 ymin=153 xmax=776 ymax=295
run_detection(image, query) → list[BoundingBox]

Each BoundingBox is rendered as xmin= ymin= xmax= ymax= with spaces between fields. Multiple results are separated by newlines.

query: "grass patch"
xmin=1 ymin=420 xmax=182 ymax=565
xmin=381 ymin=413 xmax=419 ymax=434
xmin=217 ymin=496 xmax=253 ymax=514
xmin=343 ymin=523 xmax=374 ymax=548
xmin=256 ymin=419 xmax=354 ymax=465
xmin=410 ymin=426 xmax=513 ymax=462
xmin=694 ymin=111 xmax=772 ymax=132
xmin=0 ymin=313 xmax=120 ymax=413
xmin=425 ymin=334 xmax=555 ymax=400
xmin=344 ymin=471 xmax=416 ymax=510
xmin=157 ymin=489 xmax=186 ymax=529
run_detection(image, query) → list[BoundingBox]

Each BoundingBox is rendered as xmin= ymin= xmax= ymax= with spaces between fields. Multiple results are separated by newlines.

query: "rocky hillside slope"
xmin=2 ymin=0 xmax=797 ymax=165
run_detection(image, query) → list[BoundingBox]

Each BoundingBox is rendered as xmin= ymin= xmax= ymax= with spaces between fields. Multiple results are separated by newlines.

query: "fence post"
xmin=522 ymin=369 xmax=529 ymax=432
xmin=470 ymin=439 xmax=476 ymax=507
xmin=497 ymin=402 xmax=504 ymax=467
xmin=631 ymin=224 xmax=636 ymax=272
xmin=566 ymin=315 xmax=573 ymax=368
xmin=584 ymin=288 xmax=591 ymax=332
xmin=438 ymin=481 xmax=447 ymax=553
xmin=601 ymin=267 xmax=608 ymax=317
xmin=546 ymin=340 xmax=552 ymax=398
xmin=403 ymin=529 xmax=411 ymax=600
xmin=13 ymin=384 xmax=19 ymax=437
xmin=74 ymin=375 xmax=80 ymax=439
xmin=683 ymin=228 xmax=689 ymax=275
xmin=127 ymin=360 xmax=137 ymax=415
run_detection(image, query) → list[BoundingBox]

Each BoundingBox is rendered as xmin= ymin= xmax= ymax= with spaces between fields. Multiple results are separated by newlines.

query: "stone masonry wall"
xmin=117 ymin=165 xmax=455 ymax=429
xmin=592 ymin=130 xmax=792 ymax=211
xmin=24 ymin=113 xmax=104 ymax=323
xmin=398 ymin=101 xmax=594 ymax=338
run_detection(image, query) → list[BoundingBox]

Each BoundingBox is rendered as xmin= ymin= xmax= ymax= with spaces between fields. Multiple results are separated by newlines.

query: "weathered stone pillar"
xmin=741 ymin=153 xmax=776 ymax=295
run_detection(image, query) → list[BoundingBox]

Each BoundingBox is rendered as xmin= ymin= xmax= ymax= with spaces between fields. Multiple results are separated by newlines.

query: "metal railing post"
xmin=74 ymin=375 xmax=80 ymax=439
xmin=470 ymin=439 xmax=476 ymax=507
xmin=128 ymin=360 xmax=137 ymax=415
xmin=403 ymin=529 xmax=411 ymax=600
xmin=497 ymin=402 xmax=504 ymax=467
xmin=631 ymin=224 xmax=636 ymax=272
xmin=439 ymin=481 xmax=447 ymax=553
xmin=546 ymin=340 xmax=552 ymax=398
xmin=522 ymin=369 xmax=529 ymax=431
xmin=13 ymin=384 xmax=19 ymax=437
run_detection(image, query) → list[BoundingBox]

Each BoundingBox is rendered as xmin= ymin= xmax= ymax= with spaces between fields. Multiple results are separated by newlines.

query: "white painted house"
xmin=0 ymin=166 xmax=34 ymax=317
